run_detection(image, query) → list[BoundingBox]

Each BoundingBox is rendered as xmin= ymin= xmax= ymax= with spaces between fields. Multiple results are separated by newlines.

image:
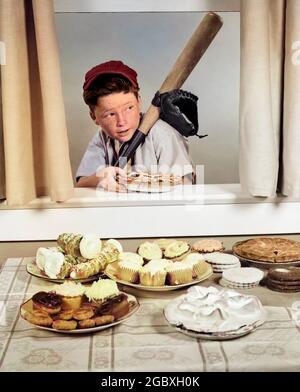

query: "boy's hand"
xmin=96 ymin=167 xmax=128 ymax=192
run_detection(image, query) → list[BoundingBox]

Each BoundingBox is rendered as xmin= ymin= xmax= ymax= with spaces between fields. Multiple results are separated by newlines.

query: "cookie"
xmin=266 ymin=281 xmax=300 ymax=293
xmin=268 ymin=267 xmax=300 ymax=282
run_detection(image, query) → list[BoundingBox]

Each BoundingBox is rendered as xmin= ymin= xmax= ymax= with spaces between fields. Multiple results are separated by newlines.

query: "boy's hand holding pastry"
xmin=96 ymin=166 xmax=127 ymax=192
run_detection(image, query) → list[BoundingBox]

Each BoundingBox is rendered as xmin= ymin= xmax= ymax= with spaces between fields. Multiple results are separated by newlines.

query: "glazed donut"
xmin=32 ymin=291 xmax=62 ymax=315
xmin=98 ymin=294 xmax=130 ymax=320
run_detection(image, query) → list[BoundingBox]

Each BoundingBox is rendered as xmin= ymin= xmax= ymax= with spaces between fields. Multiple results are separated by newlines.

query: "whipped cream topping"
xmin=164 ymin=286 xmax=265 ymax=333
xmin=52 ymin=281 xmax=86 ymax=297
xmin=79 ymin=234 xmax=102 ymax=259
xmin=85 ymin=279 xmax=119 ymax=302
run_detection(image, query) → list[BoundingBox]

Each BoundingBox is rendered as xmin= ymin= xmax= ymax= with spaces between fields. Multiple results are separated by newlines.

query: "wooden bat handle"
xmin=139 ymin=12 xmax=223 ymax=134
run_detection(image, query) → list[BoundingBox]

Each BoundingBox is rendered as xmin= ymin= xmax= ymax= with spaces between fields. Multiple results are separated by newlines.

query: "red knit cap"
xmin=83 ymin=60 xmax=138 ymax=91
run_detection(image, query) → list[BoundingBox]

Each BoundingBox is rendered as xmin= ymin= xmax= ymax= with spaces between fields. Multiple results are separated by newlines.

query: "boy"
xmin=76 ymin=60 xmax=194 ymax=191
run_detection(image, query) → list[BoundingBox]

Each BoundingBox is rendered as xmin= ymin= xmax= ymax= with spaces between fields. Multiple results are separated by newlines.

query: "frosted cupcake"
xmin=139 ymin=263 xmax=166 ymax=286
xmin=85 ymin=279 xmax=119 ymax=304
xmin=53 ymin=281 xmax=86 ymax=310
xmin=146 ymin=258 xmax=172 ymax=270
xmin=117 ymin=260 xmax=142 ymax=283
xmin=182 ymin=253 xmax=211 ymax=278
xmin=153 ymin=238 xmax=176 ymax=251
xmin=166 ymin=262 xmax=193 ymax=285
xmin=164 ymin=241 xmax=191 ymax=261
xmin=119 ymin=252 xmax=144 ymax=266
xmin=137 ymin=242 xmax=163 ymax=261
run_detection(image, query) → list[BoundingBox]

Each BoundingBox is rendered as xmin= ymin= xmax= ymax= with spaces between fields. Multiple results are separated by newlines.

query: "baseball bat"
xmin=115 ymin=12 xmax=223 ymax=168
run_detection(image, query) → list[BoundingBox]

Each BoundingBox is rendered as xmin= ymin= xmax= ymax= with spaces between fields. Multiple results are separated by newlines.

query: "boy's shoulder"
xmin=88 ymin=129 xmax=107 ymax=146
xmin=149 ymin=119 xmax=177 ymax=137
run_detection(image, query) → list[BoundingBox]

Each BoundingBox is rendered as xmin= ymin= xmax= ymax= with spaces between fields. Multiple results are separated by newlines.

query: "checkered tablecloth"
xmin=1 ymin=258 xmax=300 ymax=372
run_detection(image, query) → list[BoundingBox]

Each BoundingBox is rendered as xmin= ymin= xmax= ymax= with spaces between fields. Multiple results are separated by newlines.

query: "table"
xmin=1 ymin=258 xmax=300 ymax=372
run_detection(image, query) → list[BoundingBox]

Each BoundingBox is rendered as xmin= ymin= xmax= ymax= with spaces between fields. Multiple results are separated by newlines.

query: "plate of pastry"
xmin=126 ymin=172 xmax=183 ymax=193
xmin=104 ymin=254 xmax=213 ymax=292
xmin=26 ymin=259 xmax=104 ymax=284
xmin=20 ymin=279 xmax=139 ymax=334
xmin=27 ymin=236 xmax=123 ymax=283
xmin=232 ymin=237 xmax=300 ymax=269
xmin=164 ymin=286 xmax=266 ymax=340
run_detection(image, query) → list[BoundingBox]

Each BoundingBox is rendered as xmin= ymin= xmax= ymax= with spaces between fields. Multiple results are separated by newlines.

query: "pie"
xmin=232 ymin=237 xmax=300 ymax=263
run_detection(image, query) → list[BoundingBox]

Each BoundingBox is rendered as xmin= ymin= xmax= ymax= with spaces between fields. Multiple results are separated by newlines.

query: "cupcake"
xmin=164 ymin=241 xmax=190 ymax=261
xmin=139 ymin=263 xmax=166 ymax=286
xmin=85 ymin=279 xmax=120 ymax=304
xmin=137 ymin=242 xmax=162 ymax=261
xmin=117 ymin=260 xmax=142 ymax=283
xmin=192 ymin=239 xmax=224 ymax=253
xmin=119 ymin=252 xmax=144 ymax=266
xmin=166 ymin=262 xmax=193 ymax=285
xmin=84 ymin=279 xmax=129 ymax=320
xmin=153 ymin=238 xmax=176 ymax=251
xmin=182 ymin=253 xmax=211 ymax=278
xmin=146 ymin=258 xmax=172 ymax=270
xmin=53 ymin=281 xmax=86 ymax=310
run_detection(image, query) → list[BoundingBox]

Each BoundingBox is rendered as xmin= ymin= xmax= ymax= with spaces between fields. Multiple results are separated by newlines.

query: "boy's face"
xmin=91 ymin=92 xmax=141 ymax=143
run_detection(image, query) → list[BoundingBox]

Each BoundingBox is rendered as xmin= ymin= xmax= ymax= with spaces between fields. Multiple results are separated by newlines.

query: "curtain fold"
xmin=0 ymin=0 xmax=74 ymax=205
xmin=0 ymin=71 xmax=5 ymax=200
xmin=282 ymin=0 xmax=300 ymax=196
xmin=240 ymin=0 xmax=300 ymax=197
xmin=240 ymin=0 xmax=285 ymax=197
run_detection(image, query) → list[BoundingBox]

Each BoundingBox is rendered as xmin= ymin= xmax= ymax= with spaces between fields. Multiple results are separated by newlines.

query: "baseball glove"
xmin=152 ymin=89 xmax=206 ymax=138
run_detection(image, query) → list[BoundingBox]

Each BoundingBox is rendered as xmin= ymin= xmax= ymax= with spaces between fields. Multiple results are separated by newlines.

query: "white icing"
xmin=119 ymin=252 xmax=144 ymax=266
xmin=166 ymin=262 xmax=191 ymax=272
xmin=141 ymin=263 xmax=165 ymax=275
xmin=147 ymin=259 xmax=171 ymax=270
xmin=164 ymin=286 xmax=265 ymax=333
xmin=183 ymin=253 xmax=205 ymax=264
xmin=118 ymin=260 xmax=142 ymax=270
xmin=138 ymin=242 xmax=162 ymax=260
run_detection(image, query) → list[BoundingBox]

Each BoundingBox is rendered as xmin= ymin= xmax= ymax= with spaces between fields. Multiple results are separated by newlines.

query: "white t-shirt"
xmin=76 ymin=119 xmax=194 ymax=180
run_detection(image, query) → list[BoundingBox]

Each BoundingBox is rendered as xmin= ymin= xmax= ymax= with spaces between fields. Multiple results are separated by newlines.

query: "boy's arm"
xmin=76 ymin=167 xmax=128 ymax=192
xmin=76 ymin=174 xmax=100 ymax=188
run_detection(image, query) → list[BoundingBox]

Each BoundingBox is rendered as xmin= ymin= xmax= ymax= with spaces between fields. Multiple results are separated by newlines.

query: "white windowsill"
xmin=54 ymin=0 xmax=240 ymax=13
xmin=0 ymin=184 xmax=300 ymax=241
